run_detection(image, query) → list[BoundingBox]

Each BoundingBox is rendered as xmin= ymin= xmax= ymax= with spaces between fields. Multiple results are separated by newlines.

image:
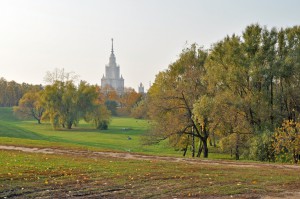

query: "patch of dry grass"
xmin=0 ymin=150 xmax=299 ymax=198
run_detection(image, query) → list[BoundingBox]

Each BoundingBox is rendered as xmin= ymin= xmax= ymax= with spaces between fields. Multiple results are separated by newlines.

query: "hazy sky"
xmin=0 ymin=0 xmax=299 ymax=91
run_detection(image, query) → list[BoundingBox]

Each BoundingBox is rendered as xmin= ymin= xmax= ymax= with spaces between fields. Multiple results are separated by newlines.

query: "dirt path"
xmin=0 ymin=145 xmax=299 ymax=170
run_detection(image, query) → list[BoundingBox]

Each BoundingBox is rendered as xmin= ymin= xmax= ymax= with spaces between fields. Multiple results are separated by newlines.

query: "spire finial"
xmin=111 ymin=38 xmax=114 ymax=53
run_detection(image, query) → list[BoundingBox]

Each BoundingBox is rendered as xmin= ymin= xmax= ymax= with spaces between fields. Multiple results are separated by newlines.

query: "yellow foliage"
xmin=273 ymin=120 xmax=300 ymax=164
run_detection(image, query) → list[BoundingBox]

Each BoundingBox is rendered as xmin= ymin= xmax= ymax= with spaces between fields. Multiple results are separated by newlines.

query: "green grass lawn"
xmin=0 ymin=107 xmax=252 ymax=159
xmin=0 ymin=107 xmax=182 ymax=156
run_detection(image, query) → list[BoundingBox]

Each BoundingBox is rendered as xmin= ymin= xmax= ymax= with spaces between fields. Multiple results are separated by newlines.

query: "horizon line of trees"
xmin=0 ymin=77 xmax=43 ymax=107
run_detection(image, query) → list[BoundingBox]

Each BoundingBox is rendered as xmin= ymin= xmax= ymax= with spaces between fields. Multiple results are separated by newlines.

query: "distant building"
xmin=101 ymin=39 xmax=124 ymax=94
xmin=138 ymin=82 xmax=144 ymax=94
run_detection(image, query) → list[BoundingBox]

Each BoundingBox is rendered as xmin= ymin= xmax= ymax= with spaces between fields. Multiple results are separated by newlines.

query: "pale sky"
xmin=0 ymin=0 xmax=299 ymax=91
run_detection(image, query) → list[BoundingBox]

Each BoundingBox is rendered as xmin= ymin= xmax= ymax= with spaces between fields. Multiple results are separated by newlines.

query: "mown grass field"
xmin=0 ymin=107 xmax=300 ymax=198
xmin=0 ymin=107 xmax=181 ymax=156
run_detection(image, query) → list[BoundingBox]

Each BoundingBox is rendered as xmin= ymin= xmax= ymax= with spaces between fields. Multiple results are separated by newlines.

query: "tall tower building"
xmin=138 ymin=82 xmax=144 ymax=94
xmin=101 ymin=39 xmax=124 ymax=94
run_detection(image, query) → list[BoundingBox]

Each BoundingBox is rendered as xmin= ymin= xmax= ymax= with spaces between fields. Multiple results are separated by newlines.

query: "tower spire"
xmin=111 ymin=38 xmax=114 ymax=53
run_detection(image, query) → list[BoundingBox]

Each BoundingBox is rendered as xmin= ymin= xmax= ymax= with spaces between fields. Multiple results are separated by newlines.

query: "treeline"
xmin=13 ymin=69 xmax=144 ymax=130
xmin=145 ymin=24 xmax=300 ymax=163
xmin=0 ymin=77 xmax=42 ymax=107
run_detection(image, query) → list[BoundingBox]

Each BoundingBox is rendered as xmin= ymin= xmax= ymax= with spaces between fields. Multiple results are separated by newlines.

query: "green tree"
xmin=205 ymin=34 xmax=255 ymax=160
xmin=85 ymin=105 xmax=111 ymax=130
xmin=275 ymin=26 xmax=300 ymax=122
xmin=145 ymin=24 xmax=300 ymax=161
xmin=41 ymin=81 xmax=66 ymax=129
xmin=193 ymin=95 xmax=215 ymax=148
xmin=204 ymin=24 xmax=300 ymax=160
xmin=78 ymin=81 xmax=111 ymax=129
xmin=42 ymin=69 xmax=83 ymax=129
xmin=13 ymin=90 xmax=44 ymax=124
xmin=248 ymin=130 xmax=275 ymax=162
xmin=147 ymin=44 xmax=209 ymax=158
xmin=41 ymin=75 xmax=111 ymax=130
xmin=42 ymin=80 xmax=83 ymax=129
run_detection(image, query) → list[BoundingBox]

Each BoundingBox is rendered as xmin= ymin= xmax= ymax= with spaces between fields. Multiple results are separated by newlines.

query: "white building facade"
xmin=138 ymin=82 xmax=144 ymax=94
xmin=101 ymin=39 xmax=124 ymax=94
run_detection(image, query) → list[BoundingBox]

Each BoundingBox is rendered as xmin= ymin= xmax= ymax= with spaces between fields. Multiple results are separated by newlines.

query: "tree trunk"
xmin=192 ymin=127 xmax=195 ymax=157
xmin=37 ymin=119 xmax=41 ymax=124
xmin=249 ymin=108 xmax=255 ymax=125
xmin=67 ymin=121 xmax=72 ymax=129
xmin=235 ymin=133 xmax=240 ymax=160
xmin=293 ymin=149 xmax=299 ymax=164
xmin=212 ymin=132 xmax=216 ymax=147
xmin=183 ymin=147 xmax=188 ymax=157
xmin=208 ymin=134 xmax=216 ymax=147
xmin=270 ymin=75 xmax=274 ymax=127
xmin=183 ymin=135 xmax=189 ymax=157
xmin=235 ymin=145 xmax=239 ymax=160
xmin=202 ymin=138 xmax=208 ymax=158
xmin=200 ymin=118 xmax=209 ymax=158
xmin=197 ymin=140 xmax=203 ymax=157
xmin=209 ymin=138 xmax=213 ymax=146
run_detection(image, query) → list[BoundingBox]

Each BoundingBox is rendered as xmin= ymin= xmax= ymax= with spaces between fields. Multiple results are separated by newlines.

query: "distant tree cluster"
xmin=146 ymin=24 xmax=300 ymax=163
xmin=101 ymin=85 xmax=144 ymax=117
xmin=130 ymin=97 xmax=149 ymax=119
xmin=0 ymin=77 xmax=42 ymax=107
xmin=14 ymin=69 xmax=111 ymax=130
xmin=13 ymin=68 xmax=144 ymax=130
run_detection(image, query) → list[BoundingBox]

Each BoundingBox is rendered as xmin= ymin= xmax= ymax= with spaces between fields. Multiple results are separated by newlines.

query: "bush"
xmin=248 ymin=130 xmax=275 ymax=162
xmin=97 ymin=121 xmax=108 ymax=130
xmin=273 ymin=120 xmax=300 ymax=164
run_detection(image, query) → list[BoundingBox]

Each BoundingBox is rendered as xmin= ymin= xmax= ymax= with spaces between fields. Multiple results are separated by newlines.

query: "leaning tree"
xmin=147 ymin=44 xmax=210 ymax=158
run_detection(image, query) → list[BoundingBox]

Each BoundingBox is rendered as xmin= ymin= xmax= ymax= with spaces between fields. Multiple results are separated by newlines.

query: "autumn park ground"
xmin=0 ymin=107 xmax=299 ymax=198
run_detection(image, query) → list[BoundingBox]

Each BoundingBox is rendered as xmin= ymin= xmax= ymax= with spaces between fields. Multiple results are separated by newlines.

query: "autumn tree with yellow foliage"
xmin=274 ymin=120 xmax=300 ymax=164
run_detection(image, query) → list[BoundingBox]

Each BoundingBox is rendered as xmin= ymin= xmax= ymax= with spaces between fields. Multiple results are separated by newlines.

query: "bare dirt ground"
xmin=1 ymin=145 xmax=299 ymax=199
xmin=1 ymin=145 xmax=299 ymax=170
